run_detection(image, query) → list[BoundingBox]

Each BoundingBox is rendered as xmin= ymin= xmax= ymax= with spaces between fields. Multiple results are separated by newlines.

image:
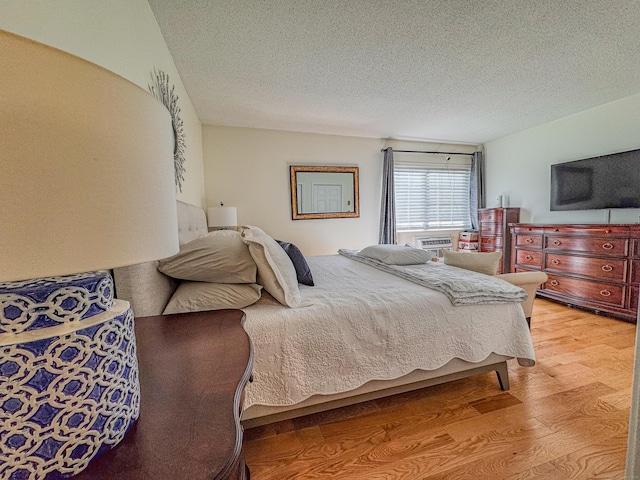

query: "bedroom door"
xmin=312 ymin=184 xmax=342 ymax=213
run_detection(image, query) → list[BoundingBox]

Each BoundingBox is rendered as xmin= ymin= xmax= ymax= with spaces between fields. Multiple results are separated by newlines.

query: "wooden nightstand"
xmin=74 ymin=309 xmax=253 ymax=479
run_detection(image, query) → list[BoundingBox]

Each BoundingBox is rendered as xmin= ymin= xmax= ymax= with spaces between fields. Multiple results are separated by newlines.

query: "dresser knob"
xmin=525 ymin=237 xmax=533 ymax=243
xmin=600 ymin=289 xmax=612 ymax=297
xmin=552 ymin=240 xmax=561 ymax=246
xmin=602 ymin=265 xmax=613 ymax=272
xmin=525 ymin=255 xmax=533 ymax=261
xmin=551 ymin=259 xmax=560 ymax=265
xmin=602 ymin=243 xmax=614 ymax=250
xmin=550 ymin=280 xmax=559 ymax=286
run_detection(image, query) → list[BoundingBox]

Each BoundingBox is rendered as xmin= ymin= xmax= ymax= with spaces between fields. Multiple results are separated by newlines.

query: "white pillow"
xmin=358 ymin=244 xmax=431 ymax=265
xmin=241 ymin=226 xmax=306 ymax=307
xmin=443 ymin=250 xmax=502 ymax=276
xmin=157 ymin=233 xmax=257 ymax=283
xmin=163 ymin=282 xmax=262 ymax=315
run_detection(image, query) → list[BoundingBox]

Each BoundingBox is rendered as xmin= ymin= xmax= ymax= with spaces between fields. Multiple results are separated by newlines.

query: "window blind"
xmin=395 ymin=160 xmax=472 ymax=231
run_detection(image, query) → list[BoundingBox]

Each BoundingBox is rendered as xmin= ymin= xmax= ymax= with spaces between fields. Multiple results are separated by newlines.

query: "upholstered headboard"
xmin=113 ymin=200 xmax=208 ymax=317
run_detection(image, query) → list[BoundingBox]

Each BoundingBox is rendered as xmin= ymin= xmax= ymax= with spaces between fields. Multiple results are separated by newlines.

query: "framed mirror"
xmin=290 ymin=165 xmax=360 ymax=220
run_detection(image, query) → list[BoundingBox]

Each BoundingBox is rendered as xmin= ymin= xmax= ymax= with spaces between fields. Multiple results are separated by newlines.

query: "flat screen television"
xmin=550 ymin=148 xmax=640 ymax=211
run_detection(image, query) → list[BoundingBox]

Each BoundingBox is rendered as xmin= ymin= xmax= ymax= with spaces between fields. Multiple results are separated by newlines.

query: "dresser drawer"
xmin=545 ymin=275 xmax=625 ymax=307
xmin=515 ymin=234 xmax=543 ymax=248
xmin=545 ymin=226 xmax=629 ymax=236
xmin=513 ymin=226 xmax=544 ymax=236
xmin=630 ymin=260 xmax=640 ymax=285
xmin=631 ymin=286 xmax=639 ymax=312
xmin=633 ymin=239 xmax=640 ymax=258
xmin=480 ymin=235 xmax=503 ymax=248
xmin=480 ymin=225 xmax=503 ymax=237
xmin=479 ymin=210 xmax=502 ymax=223
xmin=544 ymin=236 xmax=628 ymax=256
xmin=545 ymin=254 xmax=627 ymax=282
xmin=516 ymin=249 xmax=543 ymax=267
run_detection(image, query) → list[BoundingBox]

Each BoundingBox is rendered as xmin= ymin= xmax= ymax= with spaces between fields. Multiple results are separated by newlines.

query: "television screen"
xmin=550 ymin=148 xmax=640 ymax=211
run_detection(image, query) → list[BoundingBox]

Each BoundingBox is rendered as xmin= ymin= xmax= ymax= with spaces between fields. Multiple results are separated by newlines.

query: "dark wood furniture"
xmin=478 ymin=207 xmax=520 ymax=274
xmin=510 ymin=223 xmax=640 ymax=323
xmin=74 ymin=309 xmax=253 ymax=479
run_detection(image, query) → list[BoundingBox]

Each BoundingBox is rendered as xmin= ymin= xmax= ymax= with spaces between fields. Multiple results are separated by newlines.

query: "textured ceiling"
xmin=148 ymin=0 xmax=640 ymax=144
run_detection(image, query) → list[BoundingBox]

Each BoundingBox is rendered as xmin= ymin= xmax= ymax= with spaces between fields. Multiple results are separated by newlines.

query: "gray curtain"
xmin=469 ymin=151 xmax=485 ymax=230
xmin=378 ymin=147 xmax=396 ymax=244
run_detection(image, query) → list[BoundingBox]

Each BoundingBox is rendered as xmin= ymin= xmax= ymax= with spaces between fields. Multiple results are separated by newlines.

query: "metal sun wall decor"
xmin=149 ymin=69 xmax=186 ymax=192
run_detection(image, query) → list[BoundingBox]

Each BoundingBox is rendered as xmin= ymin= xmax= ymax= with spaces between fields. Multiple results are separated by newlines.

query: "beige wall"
xmin=0 ymin=0 xmax=205 ymax=206
xmin=203 ymin=126 xmax=384 ymax=255
xmin=203 ymin=126 xmax=478 ymax=255
xmin=485 ymin=92 xmax=640 ymax=225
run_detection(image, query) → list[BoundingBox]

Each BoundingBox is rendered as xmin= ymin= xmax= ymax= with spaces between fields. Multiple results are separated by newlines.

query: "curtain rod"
xmin=381 ymin=148 xmax=475 ymax=156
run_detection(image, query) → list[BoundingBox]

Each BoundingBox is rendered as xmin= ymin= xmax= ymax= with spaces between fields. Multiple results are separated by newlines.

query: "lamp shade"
xmin=208 ymin=206 xmax=238 ymax=227
xmin=0 ymin=29 xmax=180 ymax=479
xmin=0 ymin=29 xmax=179 ymax=282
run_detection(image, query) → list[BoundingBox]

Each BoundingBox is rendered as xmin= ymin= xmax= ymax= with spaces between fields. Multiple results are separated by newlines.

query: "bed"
xmin=114 ymin=201 xmax=538 ymax=428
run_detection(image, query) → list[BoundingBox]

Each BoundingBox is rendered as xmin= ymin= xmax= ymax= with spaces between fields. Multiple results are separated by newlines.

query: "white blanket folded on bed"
xmin=338 ymin=248 xmax=527 ymax=305
xmin=242 ymin=254 xmax=535 ymax=408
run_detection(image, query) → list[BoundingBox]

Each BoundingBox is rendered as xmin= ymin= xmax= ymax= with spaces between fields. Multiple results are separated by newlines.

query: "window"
xmin=395 ymin=160 xmax=472 ymax=231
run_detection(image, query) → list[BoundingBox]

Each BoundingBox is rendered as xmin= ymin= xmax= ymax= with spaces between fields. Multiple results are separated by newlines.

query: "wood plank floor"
xmin=243 ymin=299 xmax=636 ymax=479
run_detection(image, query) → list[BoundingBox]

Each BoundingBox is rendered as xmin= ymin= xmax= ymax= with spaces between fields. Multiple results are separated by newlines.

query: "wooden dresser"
xmin=478 ymin=207 xmax=520 ymax=274
xmin=510 ymin=223 xmax=640 ymax=323
xmin=74 ymin=309 xmax=253 ymax=479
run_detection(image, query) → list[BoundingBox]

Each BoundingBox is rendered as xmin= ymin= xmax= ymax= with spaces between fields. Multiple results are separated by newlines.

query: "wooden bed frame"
xmin=113 ymin=201 xmax=526 ymax=428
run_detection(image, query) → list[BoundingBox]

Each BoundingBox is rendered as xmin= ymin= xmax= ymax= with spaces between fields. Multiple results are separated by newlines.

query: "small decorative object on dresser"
xmin=510 ymin=223 xmax=640 ymax=323
xmin=73 ymin=309 xmax=253 ymax=480
xmin=478 ymin=207 xmax=520 ymax=274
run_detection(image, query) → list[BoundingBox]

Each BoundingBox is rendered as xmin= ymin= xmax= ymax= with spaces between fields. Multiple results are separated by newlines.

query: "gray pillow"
xmin=358 ymin=244 xmax=431 ymax=265
xmin=275 ymin=240 xmax=314 ymax=286
xmin=158 ymin=233 xmax=257 ymax=283
xmin=163 ymin=282 xmax=262 ymax=315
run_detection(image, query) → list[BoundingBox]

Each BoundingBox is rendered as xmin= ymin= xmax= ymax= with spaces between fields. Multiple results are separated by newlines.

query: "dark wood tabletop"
xmin=74 ymin=308 xmax=252 ymax=479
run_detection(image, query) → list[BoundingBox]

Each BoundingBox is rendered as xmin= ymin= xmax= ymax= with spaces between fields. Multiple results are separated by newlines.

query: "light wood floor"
xmin=243 ymin=299 xmax=636 ymax=479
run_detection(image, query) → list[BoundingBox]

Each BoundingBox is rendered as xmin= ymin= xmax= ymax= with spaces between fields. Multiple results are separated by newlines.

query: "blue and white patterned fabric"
xmin=0 ymin=272 xmax=140 ymax=479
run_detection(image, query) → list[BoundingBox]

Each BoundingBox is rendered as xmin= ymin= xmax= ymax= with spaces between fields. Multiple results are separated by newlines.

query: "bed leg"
xmin=495 ymin=362 xmax=510 ymax=391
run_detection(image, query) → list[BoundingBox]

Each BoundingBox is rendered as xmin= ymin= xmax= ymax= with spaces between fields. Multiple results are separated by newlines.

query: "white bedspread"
xmin=242 ymin=255 xmax=536 ymax=408
xmin=338 ymin=248 xmax=527 ymax=305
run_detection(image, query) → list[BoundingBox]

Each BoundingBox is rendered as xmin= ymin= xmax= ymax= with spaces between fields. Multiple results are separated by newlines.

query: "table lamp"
xmin=0 ymin=30 xmax=179 ymax=479
xmin=207 ymin=203 xmax=238 ymax=229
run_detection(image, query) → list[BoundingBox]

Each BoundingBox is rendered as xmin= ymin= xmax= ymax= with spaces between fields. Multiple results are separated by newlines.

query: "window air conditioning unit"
xmin=413 ymin=236 xmax=453 ymax=258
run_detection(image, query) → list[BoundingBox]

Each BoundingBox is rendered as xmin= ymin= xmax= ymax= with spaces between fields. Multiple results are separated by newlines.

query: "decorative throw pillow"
xmin=163 ymin=282 xmax=262 ymax=315
xmin=275 ymin=240 xmax=314 ymax=286
xmin=241 ymin=226 xmax=307 ymax=307
xmin=157 ymin=233 xmax=257 ymax=283
xmin=443 ymin=250 xmax=502 ymax=276
xmin=358 ymin=244 xmax=431 ymax=265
